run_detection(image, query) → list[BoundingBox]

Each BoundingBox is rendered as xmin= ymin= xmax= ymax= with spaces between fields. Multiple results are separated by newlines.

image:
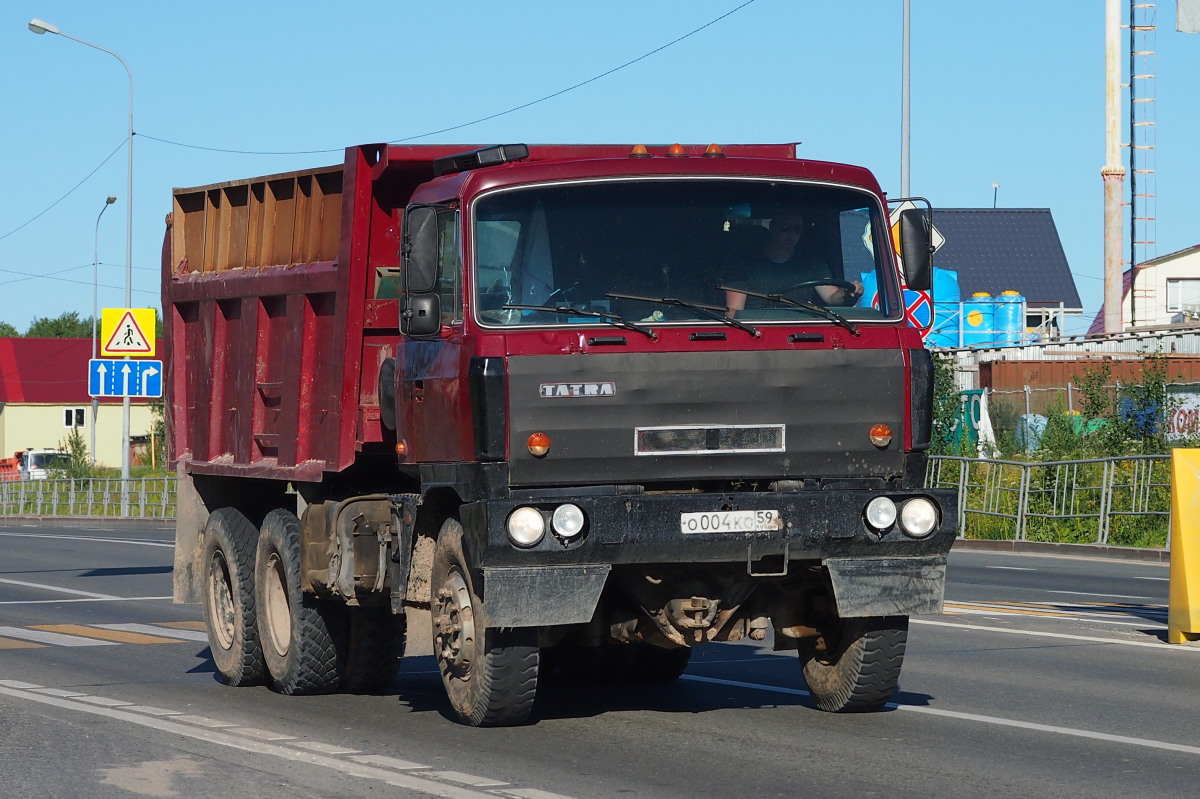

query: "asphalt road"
xmin=1 ymin=520 xmax=1196 ymax=799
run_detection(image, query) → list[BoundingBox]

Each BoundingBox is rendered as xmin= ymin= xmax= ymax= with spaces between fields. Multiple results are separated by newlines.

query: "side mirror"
xmin=898 ymin=208 xmax=933 ymax=291
xmin=402 ymin=293 xmax=441 ymax=336
xmin=403 ymin=206 xmax=439 ymax=294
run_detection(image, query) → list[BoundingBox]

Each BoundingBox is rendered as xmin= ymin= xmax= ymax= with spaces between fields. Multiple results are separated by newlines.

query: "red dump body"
xmin=162 ymin=143 xmax=813 ymax=481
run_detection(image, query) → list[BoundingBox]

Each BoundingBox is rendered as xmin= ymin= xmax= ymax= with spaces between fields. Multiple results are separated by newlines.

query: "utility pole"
xmin=1102 ymin=0 xmax=1126 ymax=334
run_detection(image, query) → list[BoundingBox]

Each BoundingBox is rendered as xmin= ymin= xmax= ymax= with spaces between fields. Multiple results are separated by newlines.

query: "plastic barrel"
xmin=926 ymin=268 xmax=962 ymax=347
xmin=995 ymin=290 xmax=1025 ymax=346
xmin=1016 ymin=414 xmax=1048 ymax=451
xmin=961 ymin=293 xmax=995 ymax=347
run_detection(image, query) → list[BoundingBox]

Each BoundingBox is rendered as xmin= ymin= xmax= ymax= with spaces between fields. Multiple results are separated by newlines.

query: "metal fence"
xmin=927 ymin=455 xmax=1172 ymax=548
xmin=0 ymin=477 xmax=177 ymax=519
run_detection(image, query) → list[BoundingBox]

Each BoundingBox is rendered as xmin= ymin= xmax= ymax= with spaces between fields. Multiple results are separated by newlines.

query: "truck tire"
xmin=340 ymin=607 xmax=406 ymax=693
xmin=629 ymin=644 xmax=692 ymax=683
xmin=201 ymin=508 xmax=265 ymax=686
xmin=255 ymin=509 xmax=345 ymax=695
xmin=431 ymin=518 xmax=539 ymax=726
xmin=799 ymin=615 xmax=908 ymax=712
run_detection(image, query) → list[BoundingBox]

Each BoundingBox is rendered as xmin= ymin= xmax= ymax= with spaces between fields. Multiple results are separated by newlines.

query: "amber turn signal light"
xmin=527 ymin=432 xmax=551 ymax=457
xmin=869 ymin=424 xmax=892 ymax=448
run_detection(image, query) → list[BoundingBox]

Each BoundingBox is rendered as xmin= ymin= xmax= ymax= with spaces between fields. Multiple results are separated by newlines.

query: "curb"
xmin=953 ymin=537 xmax=1170 ymax=563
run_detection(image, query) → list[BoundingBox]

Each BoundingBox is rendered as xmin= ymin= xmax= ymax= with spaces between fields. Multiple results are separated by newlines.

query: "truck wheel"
xmin=431 ymin=519 xmax=539 ymax=726
xmin=201 ymin=508 xmax=265 ymax=686
xmin=629 ymin=644 xmax=692 ymax=683
xmin=340 ymin=607 xmax=406 ymax=693
xmin=799 ymin=615 xmax=908 ymax=712
xmin=255 ymin=509 xmax=345 ymax=695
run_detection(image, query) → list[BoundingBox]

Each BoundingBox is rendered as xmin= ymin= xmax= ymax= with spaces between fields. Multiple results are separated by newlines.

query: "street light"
xmin=30 ymin=18 xmax=135 ymax=501
xmin=92 ymin=194 xmax=117 ymax=467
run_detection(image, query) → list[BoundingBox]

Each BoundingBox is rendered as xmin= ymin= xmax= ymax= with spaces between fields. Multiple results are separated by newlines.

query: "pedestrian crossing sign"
xmin=101 ymin=308 xmax=156 ymax=357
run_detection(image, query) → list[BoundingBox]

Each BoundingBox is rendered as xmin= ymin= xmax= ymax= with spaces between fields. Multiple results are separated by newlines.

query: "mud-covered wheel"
xmin=340 ymin=607 xmax=406 ymax=693
xmin=431 ymin=518 xmax=539 ymax=726
xmin=629 ymin=644 xmax=692 ymax=683
xmin=201 ymin=508 xmax=265 ymax=686
xmin=255 ymin=509 xmax=345 ymax=695
xmin=799 ymin=615 xmax=908 ymax=712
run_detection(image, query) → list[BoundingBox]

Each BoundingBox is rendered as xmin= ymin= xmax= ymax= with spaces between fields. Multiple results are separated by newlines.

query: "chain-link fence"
xmin=927 ymin=455 xmax=1171 ymax=548
xmin=0 ymin=477 xmax=177 ymax=519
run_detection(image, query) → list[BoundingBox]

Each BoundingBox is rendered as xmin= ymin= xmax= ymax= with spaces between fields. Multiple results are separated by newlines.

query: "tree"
xmin=26 ymin=311 xmax=93 ymax=338
xmin=0 ymin=321 xmax=17 ymax=337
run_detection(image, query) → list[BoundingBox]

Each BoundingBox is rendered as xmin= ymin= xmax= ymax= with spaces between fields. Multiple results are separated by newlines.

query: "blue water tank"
xmin=995 ymin=290 xmax=1025 ymax=346
xmin=962 ymin=293 xmax=996 ymax=346
xmin=926 ymin=268 xmax=962 ymax=347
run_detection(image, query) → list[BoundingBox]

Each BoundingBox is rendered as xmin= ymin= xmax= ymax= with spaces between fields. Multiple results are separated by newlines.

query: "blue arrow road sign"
xmin=89 ymin=359 xmax=163 ymax=398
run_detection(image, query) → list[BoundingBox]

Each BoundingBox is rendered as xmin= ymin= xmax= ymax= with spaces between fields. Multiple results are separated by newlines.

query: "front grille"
xmin=635 ymin=425 xmax=785 ymax=456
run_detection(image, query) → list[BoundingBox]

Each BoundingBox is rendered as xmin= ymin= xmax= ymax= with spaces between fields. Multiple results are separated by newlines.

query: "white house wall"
xmin=0 ymin=402 xmax=154 ymax=469
xmin=1123 ymin=248 xmax=1200 ymax=328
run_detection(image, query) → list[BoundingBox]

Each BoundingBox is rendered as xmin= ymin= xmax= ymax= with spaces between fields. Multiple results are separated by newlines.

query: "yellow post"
xmin=1168 ymin=449 xmax=1200 ymax=644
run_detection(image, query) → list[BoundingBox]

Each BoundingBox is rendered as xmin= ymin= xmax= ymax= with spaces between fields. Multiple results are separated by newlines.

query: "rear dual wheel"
xmin=255 ymin=509 xmax=344 ymax=694
xmin=201 ymin=508 xmax=266 ymax=686
xmin=431 ymin=519 xmax=539 ymax=726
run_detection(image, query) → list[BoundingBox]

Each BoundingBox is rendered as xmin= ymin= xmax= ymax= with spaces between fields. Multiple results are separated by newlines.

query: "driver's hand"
xmin=844 ymin=280 xmax=864 ymax=304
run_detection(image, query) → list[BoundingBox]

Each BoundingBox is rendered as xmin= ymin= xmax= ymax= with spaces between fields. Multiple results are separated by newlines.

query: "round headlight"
xmin=552 ymin=504 xmax=586 ymax=539
xmin=507 ymin=507 xmax=545 ymax=547
xmin=865 ymin=497 xmax=897 ymax=531
xmin=899 ymin=498 xmax=938 ymax=538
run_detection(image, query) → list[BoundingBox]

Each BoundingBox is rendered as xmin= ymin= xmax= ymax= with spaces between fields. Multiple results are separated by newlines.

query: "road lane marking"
xmin=431 ymin=771 xmax=509 ymax=787
xmin=1134 ymin=576 xmax=1169 ymax=581
xmin=0 ymin=626 xmax=117 ymax=646
xmin=94 ymin=623 xmax=209 ymax=642
xmin=1044 ymin=589 xmax=1161 ymax=600
xmin=984 ymin=565 xmax=1036 ymax=571
xmin=291 ymin=741 xmax=361 ymax=755
xmin=349 ymin=754 xmax=428 ymax=770
xmin=0 ymin=531 xmax=173 ymax=548
xmin=31 ymin=624 xmax=182 ymax=645
xmin=0 ymin=577 xmax=121 ymax=599
xmin=0 ymin=596 xmax=173 ymax=605
xmin=0 ymin=636 xmax=43 ymax=649
xmin=912 ymin=618 xmax=1200 ymax=652
xmin=0 ymin=684 xmax=557 ymax=799
xmin=680 ymin=674 xmax=1200 ymax=757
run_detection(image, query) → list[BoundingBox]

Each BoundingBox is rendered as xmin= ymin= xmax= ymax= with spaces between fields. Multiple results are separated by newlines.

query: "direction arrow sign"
xmin=88 ymin=359 xmax=163 ymax=398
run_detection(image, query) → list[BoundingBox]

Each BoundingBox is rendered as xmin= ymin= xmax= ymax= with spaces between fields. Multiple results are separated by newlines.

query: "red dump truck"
xmin=166 ymin=142 xmax=956 ymax=726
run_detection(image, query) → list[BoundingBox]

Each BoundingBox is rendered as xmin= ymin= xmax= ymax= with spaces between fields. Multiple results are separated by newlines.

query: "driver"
xmin=724 ymin=207 xmax=863 ymax=316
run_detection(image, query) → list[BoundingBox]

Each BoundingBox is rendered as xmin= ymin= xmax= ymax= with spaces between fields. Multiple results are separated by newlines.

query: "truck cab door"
xmin=397 ymin=206 xmax=467 ymax=462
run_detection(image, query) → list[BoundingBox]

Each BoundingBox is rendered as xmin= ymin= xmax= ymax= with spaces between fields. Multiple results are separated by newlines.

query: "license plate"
xmin=680 ymin=510 xmax=783 ymax=534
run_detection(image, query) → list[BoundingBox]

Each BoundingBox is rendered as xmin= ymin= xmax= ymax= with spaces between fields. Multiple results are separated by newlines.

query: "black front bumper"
xmin=459 ymin=487 xmax=957 ymax=627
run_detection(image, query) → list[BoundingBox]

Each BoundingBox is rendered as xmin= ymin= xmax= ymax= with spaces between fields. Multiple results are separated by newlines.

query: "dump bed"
xmin=163 ymin=143 xmax=800 ymax=481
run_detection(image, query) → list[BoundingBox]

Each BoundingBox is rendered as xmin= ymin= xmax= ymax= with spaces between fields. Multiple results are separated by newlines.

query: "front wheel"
xmin=799 ymin=615 xmax=908 ymax=712
xmin=431 ymin=519 xmax=539 ymax=726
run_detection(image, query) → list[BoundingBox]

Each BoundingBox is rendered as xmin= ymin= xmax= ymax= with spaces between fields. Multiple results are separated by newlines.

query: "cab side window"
xmin=436 ymin=210 xmax=461 ymax=324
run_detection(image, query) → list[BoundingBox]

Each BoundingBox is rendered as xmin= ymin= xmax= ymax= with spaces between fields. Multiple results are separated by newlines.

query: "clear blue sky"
xmin=3 ymin=1 xmax=1198 ymax=337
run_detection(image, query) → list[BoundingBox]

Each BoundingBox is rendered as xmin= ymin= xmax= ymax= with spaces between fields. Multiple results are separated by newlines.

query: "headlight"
xmin=899 ymin=498 xmax=938 ymax=538
xmin=507 ymin=507 xmax=545 ymax=547
xmin=551 ymin=504 xmax=586 ymax=539
xmin=865 ymin=497 xmax=897 ymax=531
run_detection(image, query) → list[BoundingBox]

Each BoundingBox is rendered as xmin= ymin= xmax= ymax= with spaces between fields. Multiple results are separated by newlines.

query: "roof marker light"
xmin=703 ymin=143 xmax=725 ymax=157
xmin=630 ymin=144 xmax=651 ymax=158
xmin=667 ymin=143 xmax=687 ymax=157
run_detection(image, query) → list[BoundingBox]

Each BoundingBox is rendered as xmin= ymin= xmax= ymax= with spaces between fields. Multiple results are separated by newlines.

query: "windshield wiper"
xmin=716 ymin=286 xmax=861 ymax=336
xmin=604 ymin=292 xmax=760 ymax=339
xmin=502 ymin=304 xmax=657 ymax=340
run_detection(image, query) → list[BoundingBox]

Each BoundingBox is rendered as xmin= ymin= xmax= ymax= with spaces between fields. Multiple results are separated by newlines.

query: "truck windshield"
xmin=472 ymin=179 xmax=900 ymax=326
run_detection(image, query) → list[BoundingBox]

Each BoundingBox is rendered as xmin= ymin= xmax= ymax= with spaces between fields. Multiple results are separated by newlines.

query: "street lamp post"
xmin=92 ymin=194 xmax=117 ymax=466
xmin=30 ymin=18 xmax=134 ymax=509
